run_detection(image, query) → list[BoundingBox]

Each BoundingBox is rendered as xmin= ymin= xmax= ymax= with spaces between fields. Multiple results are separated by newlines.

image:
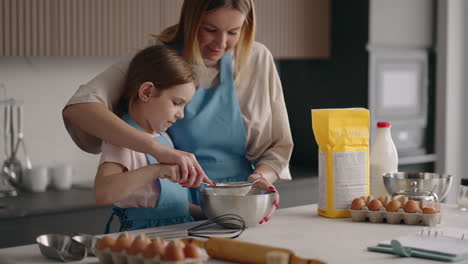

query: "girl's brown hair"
xmin=157 ymin=0 xmax=255 ymax=74
xmin=117 ymin=45 xmax=196 ymax=115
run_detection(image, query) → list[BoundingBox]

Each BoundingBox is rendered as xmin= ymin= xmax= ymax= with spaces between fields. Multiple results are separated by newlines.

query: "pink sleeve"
xmin=99 ymin=141 xmax=159 ymax=208
xmin=99 ymin=141 xmax=132 ymax=171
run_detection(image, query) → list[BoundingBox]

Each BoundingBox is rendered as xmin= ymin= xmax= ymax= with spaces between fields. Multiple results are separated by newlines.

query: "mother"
xmin=62 ymin=0 xmax=293 ymax=223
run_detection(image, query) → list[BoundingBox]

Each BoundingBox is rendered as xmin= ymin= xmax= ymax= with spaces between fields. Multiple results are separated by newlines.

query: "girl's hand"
xmin=158 ymin=164 xmax=181 ymax=182
xmin=248 ymin=172 xmax=280 ymax=224
xmin=154 ymin=146 xmax=213 ymax=188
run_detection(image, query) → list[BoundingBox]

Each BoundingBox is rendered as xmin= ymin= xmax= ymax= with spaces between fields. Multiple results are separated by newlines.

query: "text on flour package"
xmin=312 ymin=108 xmax=370 ymax=218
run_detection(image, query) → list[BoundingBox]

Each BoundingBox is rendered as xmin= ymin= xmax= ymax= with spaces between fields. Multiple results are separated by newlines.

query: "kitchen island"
xmin=1 ymin=203 xmax=467 ymax=264
xmin=0 ymin=176 xmax=318 ymax=248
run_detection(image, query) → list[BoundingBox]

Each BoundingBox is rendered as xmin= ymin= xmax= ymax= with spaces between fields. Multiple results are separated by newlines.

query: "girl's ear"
xmin=138 ymin=82 xmax=156 ymax=102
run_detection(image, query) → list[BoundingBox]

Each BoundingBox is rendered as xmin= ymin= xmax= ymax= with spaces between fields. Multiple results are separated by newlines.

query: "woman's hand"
xmin=152 ymin=144 xmax=213 ymax=188
xmin=248 ymin=172 xmax=280 ymax=224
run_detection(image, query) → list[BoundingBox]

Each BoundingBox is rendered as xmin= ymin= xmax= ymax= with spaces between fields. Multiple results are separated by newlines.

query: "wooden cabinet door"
xmin=156 ymin=0 xmax=331 ymax=58
xmin=1 ymin=0 xmax=161 ymax=56
xmin=1 ymin=0 xmax=329 ymax=57
xmin=255 ymin=0 xmax=330 ymax=58
xmin=160 ymin=0 xmax=184 ymax=30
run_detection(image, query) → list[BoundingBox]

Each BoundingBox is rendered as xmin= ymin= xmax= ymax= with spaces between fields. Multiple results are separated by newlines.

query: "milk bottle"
xmin=370 ymin=122 xmax=398 ymax=197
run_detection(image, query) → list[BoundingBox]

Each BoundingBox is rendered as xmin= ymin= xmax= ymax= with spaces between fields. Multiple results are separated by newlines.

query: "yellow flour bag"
xmin=311 ymin=108 xmax=370 ymax=218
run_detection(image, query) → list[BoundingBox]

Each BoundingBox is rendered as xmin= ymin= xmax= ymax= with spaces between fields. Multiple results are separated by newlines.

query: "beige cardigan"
xmin=65 ymin=41 xmax=293 ymax=181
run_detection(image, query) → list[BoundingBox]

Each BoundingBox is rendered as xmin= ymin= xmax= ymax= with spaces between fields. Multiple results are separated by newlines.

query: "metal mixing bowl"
xmin=199 ymin=188 xmax=275 ymax=227
xmin=72 ymin=234 xmax=99 ymax=256
xmin=36 ymin=234 xmax=86 ymax=261
xmin=383 ymin=172 xmax=453 ymax=202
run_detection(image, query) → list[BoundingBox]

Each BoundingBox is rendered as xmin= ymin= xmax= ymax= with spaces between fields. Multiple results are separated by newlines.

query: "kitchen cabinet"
xmin=0 ymin=206 xmax=111 ymax=248
xmin=1 ymin=0 xmax=162 ymax=56
xmin=255 ymin=0 xmax=330 ymax=59
xmin=0 ymin=0 xmax=329 ymax=58
xmin=0 ymin=188 xmax=113 ymax=248
xmin=159 ymin=0 xmax=184 ymax=30
xmin=153 ymin=0 xmax=330 ymax=58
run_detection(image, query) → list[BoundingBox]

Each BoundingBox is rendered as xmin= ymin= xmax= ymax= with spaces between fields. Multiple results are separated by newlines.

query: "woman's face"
xmin=198 ymin=7 xmax=246 ymax=61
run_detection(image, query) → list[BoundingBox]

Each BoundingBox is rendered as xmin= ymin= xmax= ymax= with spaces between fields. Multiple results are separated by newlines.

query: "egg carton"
xmin=95 ymin=248 xmax=208 ymax=264
xmin=349 ymin=196 xmax=442 ymax=226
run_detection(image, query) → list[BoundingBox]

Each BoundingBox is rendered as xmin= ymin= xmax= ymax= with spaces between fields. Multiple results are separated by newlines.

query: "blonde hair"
xmin=157 ymin=0 xmax=255 ymax=74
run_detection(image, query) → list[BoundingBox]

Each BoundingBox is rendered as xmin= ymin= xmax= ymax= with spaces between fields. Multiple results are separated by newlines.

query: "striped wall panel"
xmin=0 ymin=0 xmax=162 ymax=56
xmin=0 ymin=0 xmax=329 ymax=58
xmin=255 ymin=0 xmax=329 ymax=59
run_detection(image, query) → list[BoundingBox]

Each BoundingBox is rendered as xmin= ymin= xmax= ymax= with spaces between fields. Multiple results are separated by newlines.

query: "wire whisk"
xmin=146 ymin=214 xmax=246 ymax=240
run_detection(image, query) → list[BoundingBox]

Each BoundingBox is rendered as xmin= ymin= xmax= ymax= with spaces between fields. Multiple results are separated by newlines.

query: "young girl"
xmin=94 ymin=45 xmax=203 ymax=233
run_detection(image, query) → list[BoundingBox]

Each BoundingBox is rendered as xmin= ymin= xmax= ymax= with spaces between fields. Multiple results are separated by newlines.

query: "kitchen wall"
xmin=367 ymin=0 xmax=468 ymax=203
xmin=281 ymin=0 xmax=440 ymax=176
xmin=435 ymin=0 xmax=468 ymax=203
xmin=280 ymin=1 xmax=369 ymax=170
xmin=1 ymin=0 xmax=464 ymax=194
xmin=0 ymin=56 xmax=120 ymax=184
xmin=369 ymin=0 xmax=434 ymax=48
xmin=0 ymin=1 xmax=362 ymax=185
xmin=368 ymin=0 xmax=437 ymax=161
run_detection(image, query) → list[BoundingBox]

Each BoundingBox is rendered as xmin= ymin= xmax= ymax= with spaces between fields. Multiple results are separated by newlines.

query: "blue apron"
xmin=168 ymin=51 xmax=253 ymax=205
xmin=104 ymin=114 xmax=193 ymax=233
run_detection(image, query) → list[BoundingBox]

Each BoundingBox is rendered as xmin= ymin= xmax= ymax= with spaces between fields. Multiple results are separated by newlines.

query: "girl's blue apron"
xmin=168 ymin=50 xmax=253 ymax=205
xmin=104 ymin=114 xmax=193 ymax=233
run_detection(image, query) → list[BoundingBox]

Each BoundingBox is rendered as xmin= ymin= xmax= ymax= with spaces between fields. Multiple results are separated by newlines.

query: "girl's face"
xmin=140 ymin=82 xmax=196 ymax=133
xmin=198 ymin=7 xmax=246 ymax=61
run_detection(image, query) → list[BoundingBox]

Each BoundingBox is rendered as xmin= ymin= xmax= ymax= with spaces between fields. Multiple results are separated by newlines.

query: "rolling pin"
xmin=182 ymin=237 xmax=326 ymax=264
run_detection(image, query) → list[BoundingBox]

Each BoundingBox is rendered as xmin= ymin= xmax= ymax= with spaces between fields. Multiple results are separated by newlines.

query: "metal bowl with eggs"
xmin=199 ymin=188 xmax=275 ymax=227
xmin=383 ymin=172 xmax=453 ymax=202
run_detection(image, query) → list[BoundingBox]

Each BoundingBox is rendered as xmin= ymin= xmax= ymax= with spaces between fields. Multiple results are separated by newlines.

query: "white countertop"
xmin=2 ymin=203 xmax=468 ymax=264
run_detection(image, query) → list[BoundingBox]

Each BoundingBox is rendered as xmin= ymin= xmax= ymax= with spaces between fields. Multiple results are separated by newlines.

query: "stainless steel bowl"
xmin=72 ymin=234 xmax=99 ymax=256
xmin=199 ymin=187 xmax=275 ymax=227
xmin=36 ymin=233 xmax=86 ymax=261
xmin=383 ymin=172 xmax=453 ymax=202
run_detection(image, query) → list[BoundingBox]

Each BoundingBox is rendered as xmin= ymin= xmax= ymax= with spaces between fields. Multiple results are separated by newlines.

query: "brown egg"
xmin=155 ymin=237 xmax=168 ymax=248
xmin=377 ymin=196 xmax=386 ymax=205
xmin=161 ymin=240 xmax=185 ymax=261
xmin=174 ymin=239 xmax=185 ymax=249
xmin=360 ymin=196 xmax=368 ymax=203
xmin=403 ymin=200 xmax=419 ymax=213
xmin=422 ymin=207 xmax=440 ymax=214
xmin=351 ymin=198 xmax=366 ymax=210
xmin=184 ymin=243 xmax=202 ymax=258
xmin=111 ymin=233 xmax=133 ymax=252
xmin=368 ymin=199 xmax=383 ymax=211
xmin=127 ymin=235 xmax=151 ymax=255
xmin=96 ymin=235 xmax=115 ymax=250
xmin=143 ymin=238 xmax=168 ymax=258
xmin=385 ymin=200 xmax=401 ymax=212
